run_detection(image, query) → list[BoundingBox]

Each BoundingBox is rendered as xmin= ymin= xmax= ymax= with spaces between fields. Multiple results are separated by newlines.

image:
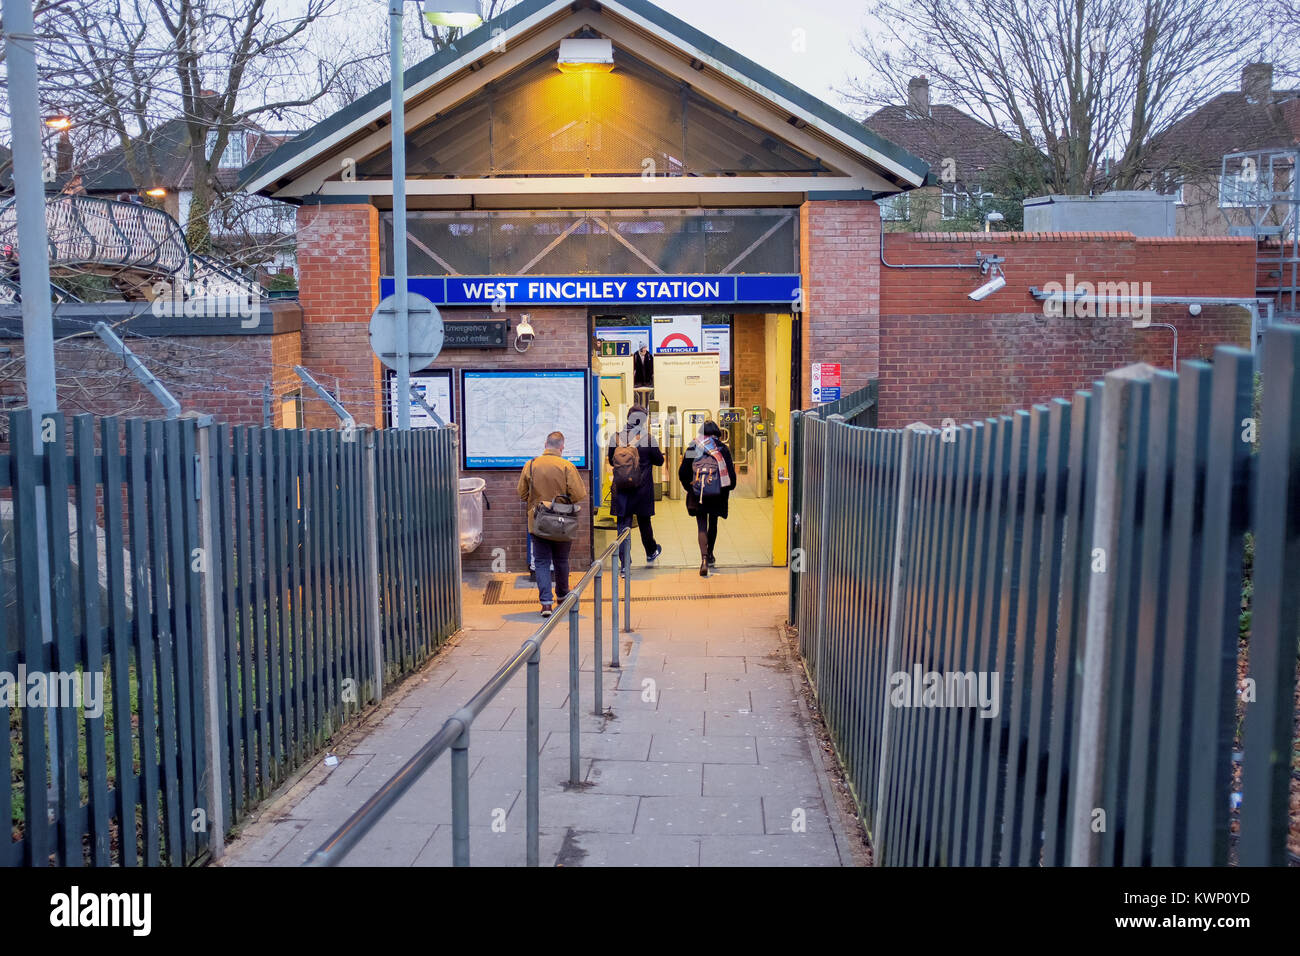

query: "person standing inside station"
xmin=679 ymin=420 xmax=735 ymax=577
xmin=608 ymin=404 xmax=664 ymax=570
xmin=518 ymin=431 xmax=588 ymax=616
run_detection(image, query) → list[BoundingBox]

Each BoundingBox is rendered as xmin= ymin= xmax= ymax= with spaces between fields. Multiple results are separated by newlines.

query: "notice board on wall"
xmin=460 ymin=368 xmax=589 ymax=468
xmin=387 ymin=369 xmax=454 ymax=428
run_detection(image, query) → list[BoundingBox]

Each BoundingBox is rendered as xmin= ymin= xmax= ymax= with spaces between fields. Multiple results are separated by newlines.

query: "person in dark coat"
xmin=678 ymin=420 xmax=735 ymax=576
xmin=608 ymin=404 xmax=664 ymax=569
xmin=632 ymin=345 xmax=653 ymax=388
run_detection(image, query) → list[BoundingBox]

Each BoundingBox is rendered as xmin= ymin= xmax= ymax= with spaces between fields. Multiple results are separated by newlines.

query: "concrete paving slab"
xmin=587 ymin=759 xmax=704 ymax=796
xmin=634 ymin=796 xmax=765 ymax=835
xmin=699 ymin=833 xmax=841 ymax=866
xmin=531 ymin=790 xmax=641 ymax=832
xmin=539 ymin=730 xmax=653 ymax=761
xmin=702 ymin=762 xmax=822 ymax=799
xmin=217 ymin=567 xmax=851 ymax=867
xmin=556 ymin=831 xmax=701 ymax=867
xmin=413 ymin=825 xmax=567 ymax=867
xmin=649 ymin=733 xmax=759 ymax=764
xmin=762 ymin=796 xmax=835 ymax=835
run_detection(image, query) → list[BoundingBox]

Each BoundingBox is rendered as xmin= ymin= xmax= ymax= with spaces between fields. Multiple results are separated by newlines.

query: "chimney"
xmin=908 ymin=76 xmax=930 ymax=117
xmin=55 ymin=134 xmax=73 ymax=175
xmin=1242 ymin=62 xmax=1272 ymax=102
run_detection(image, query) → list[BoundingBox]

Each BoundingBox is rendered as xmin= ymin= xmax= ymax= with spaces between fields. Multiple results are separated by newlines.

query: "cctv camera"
xmin=514 ymin=315 xmax=535 ymax=352
xmin=968 ymin=274 xmax=1007 ymax=301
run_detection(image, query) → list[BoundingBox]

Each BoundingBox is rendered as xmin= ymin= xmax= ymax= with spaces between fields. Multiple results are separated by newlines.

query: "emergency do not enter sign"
xmin=811 ymin=362 xmax=841 ymax=403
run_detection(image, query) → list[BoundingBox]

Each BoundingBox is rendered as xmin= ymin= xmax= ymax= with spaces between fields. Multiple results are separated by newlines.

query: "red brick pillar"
xmin=296 ymin=203 xmax=384 ymax=429
xmin=798 ymin=200 xmax=882 ymax=408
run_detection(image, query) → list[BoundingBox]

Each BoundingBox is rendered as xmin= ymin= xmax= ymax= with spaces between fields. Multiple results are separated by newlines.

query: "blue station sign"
xmin=380 ymin=274 xmax=800 ymax=306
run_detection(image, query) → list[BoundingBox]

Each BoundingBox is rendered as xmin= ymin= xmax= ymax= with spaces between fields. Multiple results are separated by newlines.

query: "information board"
xmin=594 ymin=326 xmax=651 ymax=354
xmin=388 ymin=369 xmax=453 ymax=428
xmin=811 ymin=362 xmax=842 ymax=403
xmin=702 ymin=324 xmax=731 ymax=373
xmin=652 ymin=315 xmax=703 ymax=354
xmin=461 ymin=369 xmax=589 ymax=468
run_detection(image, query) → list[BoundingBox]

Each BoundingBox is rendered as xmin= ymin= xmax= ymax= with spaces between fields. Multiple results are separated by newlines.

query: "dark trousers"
xmin=695 ymin=512 xmax=719 ymax=558
xmin=617 ymin=513 xmax=658 ymax=566
xmin=530 ymin=534 xmax=571 ymax=606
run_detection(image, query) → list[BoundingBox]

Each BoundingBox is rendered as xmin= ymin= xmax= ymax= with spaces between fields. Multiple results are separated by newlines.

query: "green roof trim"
xmin=238 ymin=0 xmax=928 ymax=192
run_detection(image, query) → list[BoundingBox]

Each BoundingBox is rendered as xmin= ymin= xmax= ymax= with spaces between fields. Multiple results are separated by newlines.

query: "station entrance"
xmin=591 ymin=308 xmax=792 ymax=569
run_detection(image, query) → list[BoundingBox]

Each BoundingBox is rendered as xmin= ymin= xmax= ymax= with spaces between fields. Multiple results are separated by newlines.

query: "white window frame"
xmin=941 ymin=185 xmax=989 ymax=221
xmin=207 ymin=129 xmax=247 ymax=169
xmin=1219 ymin=167 xmax=1275 ymax=208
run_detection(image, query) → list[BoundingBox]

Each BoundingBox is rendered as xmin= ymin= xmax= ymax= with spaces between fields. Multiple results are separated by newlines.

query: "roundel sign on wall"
xmin=651 ymin=314 xmax=702 ymax=354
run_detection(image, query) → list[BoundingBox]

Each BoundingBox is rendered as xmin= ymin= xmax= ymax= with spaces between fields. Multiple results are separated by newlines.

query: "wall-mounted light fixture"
xmin=144 ymin=187 xmax=168 ymax=199
xmin=557 ymin=38 xmax=615 ymax=73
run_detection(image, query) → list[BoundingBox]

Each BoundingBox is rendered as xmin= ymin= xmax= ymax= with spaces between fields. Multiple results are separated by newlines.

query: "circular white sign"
xmin=369 ymin=292 xmax=444 ymax=371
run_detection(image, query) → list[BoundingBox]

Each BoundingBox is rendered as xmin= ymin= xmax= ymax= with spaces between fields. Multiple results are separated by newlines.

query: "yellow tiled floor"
xmin=596 ymin=494 xmax=775 ymax=570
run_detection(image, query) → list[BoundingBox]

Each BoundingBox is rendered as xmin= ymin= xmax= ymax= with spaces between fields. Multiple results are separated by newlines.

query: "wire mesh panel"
xmin=360 ymin=50 xmax=831 ymax=180
xmin=381 ymin=208 xmax=799 ymax=278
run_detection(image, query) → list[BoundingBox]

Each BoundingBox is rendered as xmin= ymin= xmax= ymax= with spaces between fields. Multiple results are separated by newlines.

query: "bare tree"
xmin=36 ymin=0 xmax=379 ymax=253
xmin=847 ymin=0 xmax=1284 ymax=194
xmin=309 ymin=0 xmax=521 ymax=122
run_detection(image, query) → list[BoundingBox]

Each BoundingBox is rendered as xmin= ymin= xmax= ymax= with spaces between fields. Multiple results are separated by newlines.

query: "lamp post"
xmin=391 ymin=0 xmax=483 ymax=430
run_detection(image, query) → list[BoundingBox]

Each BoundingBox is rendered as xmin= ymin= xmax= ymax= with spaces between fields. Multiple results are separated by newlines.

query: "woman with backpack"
xmin=607 ymin=404 xmax=665 ymax=569
xmin=678 ymin=420 xmax=735 ymax=577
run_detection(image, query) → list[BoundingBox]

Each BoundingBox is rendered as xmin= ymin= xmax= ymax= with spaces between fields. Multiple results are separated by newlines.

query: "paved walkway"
xmin=218 ymin=565 xmax=853 ymax=867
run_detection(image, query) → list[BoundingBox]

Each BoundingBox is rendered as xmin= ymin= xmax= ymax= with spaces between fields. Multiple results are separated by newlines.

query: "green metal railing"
xmin=789 ymin=329 xmax=1300 ymax=866
xmin=306 ymin=529 xmax=633 ymax=867
xmin=2 ymin=413 xmax=461 ymax=866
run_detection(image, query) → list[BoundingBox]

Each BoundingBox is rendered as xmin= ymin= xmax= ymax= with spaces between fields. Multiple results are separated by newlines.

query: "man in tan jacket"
xmin=517 ymin=431 xmax=588 ymax=616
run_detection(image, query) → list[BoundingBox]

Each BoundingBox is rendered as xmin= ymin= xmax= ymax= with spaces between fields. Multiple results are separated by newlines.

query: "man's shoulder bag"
xmin=529 ymin=461 xmax=581 ymax=541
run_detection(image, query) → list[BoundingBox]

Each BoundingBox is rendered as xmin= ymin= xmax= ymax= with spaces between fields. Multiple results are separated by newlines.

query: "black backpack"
xmin=691 ymin=448 xmax=722 ymax=498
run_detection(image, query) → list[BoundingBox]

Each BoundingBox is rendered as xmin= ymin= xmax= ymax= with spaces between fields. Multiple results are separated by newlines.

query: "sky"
xmin=622 ymin=0 xmax=877 ymax=114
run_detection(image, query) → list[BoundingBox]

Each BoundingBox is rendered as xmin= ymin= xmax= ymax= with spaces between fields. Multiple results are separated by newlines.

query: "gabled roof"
xmin=1147 ymin=87 xmax=1300 ymax=172
xmin=67 ymin=119 xmax=285 ymax=194
xmin=238 ymin=0 xmax=929 ymax=197
xmin=864 ymin=104 xmax=1035 ymax=185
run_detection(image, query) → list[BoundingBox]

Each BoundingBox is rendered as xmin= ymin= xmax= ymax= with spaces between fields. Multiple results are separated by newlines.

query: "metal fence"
xmin=2 ymin=411 xmax=461 ymax=866
xmin=791 ymin=328 xmax=1300 ymax=866
xmin=788 ymin=381 xmax=877 ymax=624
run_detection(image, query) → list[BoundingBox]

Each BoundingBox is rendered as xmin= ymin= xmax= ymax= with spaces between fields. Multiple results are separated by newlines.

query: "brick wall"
xmin=425 ymin=306 xmax=594 ymax=573
xmin=799 ymin=199 xmax=882 ymax=407
xmin=877 ymin=232 xmax=1257 ymax=426
xmin=0 ymin=331 xmax=298 ymax=440
xmin=732 ymin=313 xmax=766 ymax=413
xmin=296 ymin=203 xmax=383 ymax=429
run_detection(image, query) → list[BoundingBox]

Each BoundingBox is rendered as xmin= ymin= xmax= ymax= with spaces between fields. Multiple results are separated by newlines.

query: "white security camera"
xmin=969 ymin=274 xmax=1007 ymax=300
xmin=969 ymin=252 xmax=1007 ymax=301
xmin=514 ymin=314 xmax=535 ymax=352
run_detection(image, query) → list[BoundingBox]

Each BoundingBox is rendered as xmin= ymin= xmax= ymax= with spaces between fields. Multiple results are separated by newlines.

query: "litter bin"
xmin=458 ymin=477 xmax=488 ymax=553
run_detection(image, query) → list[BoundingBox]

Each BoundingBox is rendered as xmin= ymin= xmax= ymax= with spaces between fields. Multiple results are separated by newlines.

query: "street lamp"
xmin=42 ymin=114 xmax=72 ymax=131
xmin=423 ymin=0 xmax=482 ymax=28
xmin=389 ymin=1 xmax=483 ymax=430
xmin=144 ymin=186 xmax=168 ymax=198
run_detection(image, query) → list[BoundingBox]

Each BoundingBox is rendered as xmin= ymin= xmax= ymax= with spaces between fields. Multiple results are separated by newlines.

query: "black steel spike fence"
xmin=790 ymin=329 xmax=1300 ymax=866
xmin=2 ymin=416 xmax=460 ymax=866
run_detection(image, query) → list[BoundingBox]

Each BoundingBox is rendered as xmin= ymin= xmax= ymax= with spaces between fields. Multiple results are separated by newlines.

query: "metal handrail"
xmin=306 ymin=527 xmax=633 ymax=867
